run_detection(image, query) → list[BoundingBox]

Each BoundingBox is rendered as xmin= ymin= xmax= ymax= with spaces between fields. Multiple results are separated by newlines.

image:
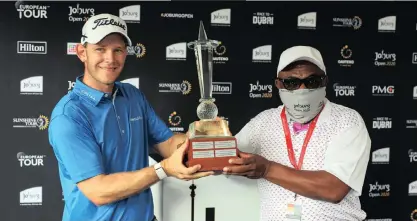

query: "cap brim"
xmin=277 ymin=56 xmax=326 ymax=75
xmin=84 ymin=30 xmax=132 ymax=47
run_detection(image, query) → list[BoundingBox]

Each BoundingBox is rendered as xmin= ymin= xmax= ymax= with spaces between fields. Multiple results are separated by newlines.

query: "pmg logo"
xmin=372 ymin=85 xmax=394 ymax=96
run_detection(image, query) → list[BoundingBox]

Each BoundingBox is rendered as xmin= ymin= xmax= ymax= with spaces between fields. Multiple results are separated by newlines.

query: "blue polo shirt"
xmin=48 ymin=76 xmax=173 ymax=221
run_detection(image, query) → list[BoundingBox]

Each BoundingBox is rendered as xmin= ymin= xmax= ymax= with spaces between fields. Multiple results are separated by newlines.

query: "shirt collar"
xmin=72 ymin=75 xmax=124 ymax=106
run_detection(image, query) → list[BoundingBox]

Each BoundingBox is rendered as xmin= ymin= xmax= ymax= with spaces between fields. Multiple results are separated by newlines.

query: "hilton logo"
xmin=17 ymin=41 xmax=47 ymax=54
xmin=212 ymin=82 xmax=232 ymax=94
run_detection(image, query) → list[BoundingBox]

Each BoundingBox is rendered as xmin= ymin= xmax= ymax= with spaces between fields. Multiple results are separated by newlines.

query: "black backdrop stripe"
xmin=3 ymin=1 xmax=417 ymax=221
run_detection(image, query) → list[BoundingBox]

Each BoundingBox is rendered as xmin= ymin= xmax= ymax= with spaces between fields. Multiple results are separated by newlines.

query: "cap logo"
xmin=92 ymin=17 xmax=126 ymax=31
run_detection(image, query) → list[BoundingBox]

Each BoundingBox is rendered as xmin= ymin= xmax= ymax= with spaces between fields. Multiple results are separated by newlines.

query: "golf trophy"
xmin=186 ymin=21 xmax=238 ymax=172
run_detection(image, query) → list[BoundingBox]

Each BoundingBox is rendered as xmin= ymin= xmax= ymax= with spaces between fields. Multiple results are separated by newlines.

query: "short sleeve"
xmin=322 ymin=116 xmax=372 ymax=196
xmin=235 ymin=119 xmax=258 ymax=154
xmin=139 ymin=92 xmax=173 ymax=146
xmin=48 ymin=114 xmax=104 ymax=184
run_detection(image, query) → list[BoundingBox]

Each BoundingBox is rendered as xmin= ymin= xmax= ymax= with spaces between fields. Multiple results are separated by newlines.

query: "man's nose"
xmin=299 ymin=83 xmax=307 ymax=89
xmin=104 ymin=50 xmax=116 ymax=62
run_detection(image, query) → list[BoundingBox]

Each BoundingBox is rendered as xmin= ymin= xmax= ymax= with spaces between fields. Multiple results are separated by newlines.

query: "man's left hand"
xmin=223 ymin=152 xmax=272 ymax=179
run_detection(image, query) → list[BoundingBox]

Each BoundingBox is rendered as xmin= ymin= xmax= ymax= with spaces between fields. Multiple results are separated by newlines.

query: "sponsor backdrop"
xmin=2 ymin=1 xmax=417 ymax=221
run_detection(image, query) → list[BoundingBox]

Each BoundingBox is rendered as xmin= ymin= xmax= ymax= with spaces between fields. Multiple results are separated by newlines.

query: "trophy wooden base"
xmin=186 ymin=136 xmax=238 ymax=172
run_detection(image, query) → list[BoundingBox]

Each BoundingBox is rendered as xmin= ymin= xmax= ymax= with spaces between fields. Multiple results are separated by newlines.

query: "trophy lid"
xmin=198 ymin=20 xmax=208 ymax=42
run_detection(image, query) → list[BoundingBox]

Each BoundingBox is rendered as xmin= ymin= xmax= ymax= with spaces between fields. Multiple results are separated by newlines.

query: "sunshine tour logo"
xmin=92 ymin=18 xmax=126 ymax=30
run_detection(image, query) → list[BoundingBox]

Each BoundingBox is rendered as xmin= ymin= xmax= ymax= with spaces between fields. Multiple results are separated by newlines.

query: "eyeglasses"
xmin=276 ymin=75 xmax=327 ymax=90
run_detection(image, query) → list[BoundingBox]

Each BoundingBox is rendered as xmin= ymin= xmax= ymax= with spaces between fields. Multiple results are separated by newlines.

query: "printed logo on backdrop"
xmin=409 ymin=149 xmax=417 ymax=163
xmin=211 ymin=8 xmax=231 ymax=27
xmin=333 ymin=83 xmax=356 ymax=97
xmin=372 ymin=147 xmax=390 ymax=164
xmin=406 ymin=120 xmax=417 ymax=129
xmin=159 ymin=80 xmax=191 ymax=95
xmin=249 ymin=81 xmax=273 ymax=99
xmin=13 ymin=115 xmax=49 ymax=130
xmin=17 ymin=41 xmax=47 ymax=54
xmin=372 ymin=85 xmax=394 ymax=96
xmin=121 ymin=78 xmax=139 ymax=89
xmin=119 ymin=5 xmax=140 ymax=23
xmin=368 ymin=181 xmax=390 ymax=198
xmin=297 ymin=12 xmax=316 ymax=30
xmin=252 ymin=45 xmax=272 ymax=63
xmin=17 ymin=152 xmax=45 ymax=167
xmin=212 ymin=82 xmax=232 ymax=94
xmin=68 ymin=4 xmax=95 ymax=22
xmin=372 ymin=117 xmax=392 ymax=129
xmin=374 ymin=50 xmax=396 ymax=66
xmin=17 ymin=3 xmax=49 ymax=19
xmin=332 ymin=16 xmax=362 ymax=30
xmin=166 ymin=42 xmax=187 ymax=61
xmin=127 ymin=43 xmax=146 ymax=58
xmin=67 ymin=42 xmax=77 ymax=55
xmin=409 ymin=180 xmax=417 ymax=196
xmin=413 ymin=53 xmax=417 ymax=64
xmin=67 ymin=81 xmax=75 ymax=92
xmin=20 ymin=76 xmax=43 ymax=95
xmin=213 ymin=42 xmax=228 ymax=64
xmin=338 ymin=45 xmax=354 ymax=67
xmin=168 ymin=111 xmax=184 ymax=132
xmin=20 ymin=186 xmax=42 ymax=206
xmin=161 ymin=12 xmax=193 ymax=19
xmin=378 ymin=16 xmax=396 ymax=32
xmin=411 ymin=209 xmax=417 ymax=221
xmin=413 ymin=86 xmax=417 ymax=99
xmin=252 ymin=12 xmax=274 ymax=25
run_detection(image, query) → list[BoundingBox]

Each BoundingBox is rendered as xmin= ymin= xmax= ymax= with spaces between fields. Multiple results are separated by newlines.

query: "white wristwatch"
xmin=154 ymin=163 xmax=167 ymax=180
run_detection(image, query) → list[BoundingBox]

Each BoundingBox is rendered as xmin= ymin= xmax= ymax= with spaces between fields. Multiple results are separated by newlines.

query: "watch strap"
xmin=154 ymin=162 xmax=167 ymax=180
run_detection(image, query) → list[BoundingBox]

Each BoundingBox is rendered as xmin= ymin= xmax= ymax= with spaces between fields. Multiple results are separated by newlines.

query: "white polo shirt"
xmin=235 ymin=99 xmax=371 ymax=221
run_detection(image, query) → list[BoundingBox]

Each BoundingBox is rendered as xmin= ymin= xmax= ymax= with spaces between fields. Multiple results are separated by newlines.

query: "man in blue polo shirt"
xmin=48 ymin=13 xmax=214 ymax=221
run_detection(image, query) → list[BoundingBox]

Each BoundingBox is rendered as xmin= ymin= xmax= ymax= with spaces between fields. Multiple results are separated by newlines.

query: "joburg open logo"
xmin=13 ymin=115 xmax=49 ymax=130
xmin=127 ymin=43 xmax=146 ymax=58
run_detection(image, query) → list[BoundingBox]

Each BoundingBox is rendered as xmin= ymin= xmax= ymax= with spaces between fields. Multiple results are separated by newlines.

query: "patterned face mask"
xmin=278 ymin=87 xmax=326 ymax=124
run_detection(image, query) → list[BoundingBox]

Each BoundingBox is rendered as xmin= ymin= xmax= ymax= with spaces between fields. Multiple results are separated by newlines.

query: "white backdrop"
xmin=150 ymin=157 xmax=261 ymax=221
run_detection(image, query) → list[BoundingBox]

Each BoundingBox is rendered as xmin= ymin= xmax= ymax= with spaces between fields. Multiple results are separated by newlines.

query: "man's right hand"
xmin=160 ymin=137 xmax=214 ymax=181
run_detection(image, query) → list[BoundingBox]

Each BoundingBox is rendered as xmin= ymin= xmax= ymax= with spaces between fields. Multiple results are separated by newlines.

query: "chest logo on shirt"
xmin=130 ymin=116 xmax=142 ymax=121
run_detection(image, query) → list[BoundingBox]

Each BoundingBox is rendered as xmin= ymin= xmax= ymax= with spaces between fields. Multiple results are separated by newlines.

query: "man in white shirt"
xmin=223 ymin=46 xmax=371 ymax=221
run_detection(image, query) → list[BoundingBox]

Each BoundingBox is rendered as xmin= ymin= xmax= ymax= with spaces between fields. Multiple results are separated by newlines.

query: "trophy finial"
xmin=198 ymin=21 xmax=208 ymax=41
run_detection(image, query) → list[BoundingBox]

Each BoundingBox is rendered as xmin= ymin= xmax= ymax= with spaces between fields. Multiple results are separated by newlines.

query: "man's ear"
xmin=76 ymin=43 xmax=87 ymax=63
xmin=323 ymin=75 xmax=329 ymax=86
xmin=275 ymin=79 xmax=282 ymax=89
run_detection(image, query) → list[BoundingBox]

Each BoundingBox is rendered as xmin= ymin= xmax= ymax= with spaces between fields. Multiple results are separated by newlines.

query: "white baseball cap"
xmin=276 ymin=46 xmax=326 ymax=77
xmin=81 ymin=13 xmax=132 ymax=46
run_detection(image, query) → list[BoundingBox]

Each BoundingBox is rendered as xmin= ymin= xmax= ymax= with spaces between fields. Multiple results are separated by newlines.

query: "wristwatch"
xmin=154 ymin=163 xmax=167 ymax=180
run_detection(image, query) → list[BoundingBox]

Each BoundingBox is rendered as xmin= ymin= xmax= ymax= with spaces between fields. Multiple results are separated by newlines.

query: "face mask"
xmin=278 ymin=87 xmax=326 ymax=124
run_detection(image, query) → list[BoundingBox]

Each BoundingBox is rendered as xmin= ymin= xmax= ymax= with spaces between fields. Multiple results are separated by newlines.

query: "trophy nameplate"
xmin=186 ymin=21 xmax=238 ymax=172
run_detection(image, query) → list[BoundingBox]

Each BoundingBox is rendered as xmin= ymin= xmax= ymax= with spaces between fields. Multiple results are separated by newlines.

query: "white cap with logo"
xmin=276 ymin=46 xmax=326 ymax=77
xmin=81 ymin=13 xmax=132 ymax=46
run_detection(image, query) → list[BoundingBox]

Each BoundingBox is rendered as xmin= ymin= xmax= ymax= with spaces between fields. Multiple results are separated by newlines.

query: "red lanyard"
xmin=280 ymin=107 xmax=322 ymax=170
